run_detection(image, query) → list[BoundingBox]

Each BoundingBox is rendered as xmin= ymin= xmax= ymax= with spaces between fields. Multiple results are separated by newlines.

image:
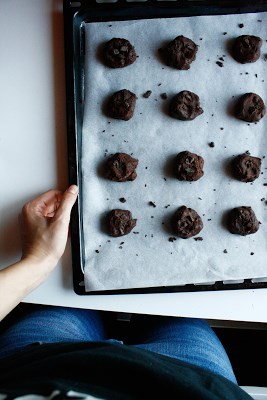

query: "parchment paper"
xmin=82 ymin=12 xmax=267 ymax=291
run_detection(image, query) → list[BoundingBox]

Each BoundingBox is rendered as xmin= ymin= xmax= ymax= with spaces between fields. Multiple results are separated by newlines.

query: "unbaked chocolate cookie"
xmin=170 ymin=90 xmax=203 ymax=121
xmin=232 ymin=153 xmax=261 ymax=182
xmin=233 ymin=35 xmax=262 ymax=64
xmin=107 ymin=209 xmax=137 ymax=237
xmin=172 ymin=206 xmax=203 ymax=239
xmin=104 ymin=38 xmax=137 ymax=68
xmin=228 ymin=206 xmax=260 ymax=236
xmin=161 ymin=35 xmax=198 ymax=70
xmin=235 ymin=93 xmax=266 ymax=122
xmin=106 ymin=153 xmax=138 ymax=182
xmin=174 ymin=151 xmax=204 ymax=181
xmin=108 ymin=89 xmax=137 ymax=121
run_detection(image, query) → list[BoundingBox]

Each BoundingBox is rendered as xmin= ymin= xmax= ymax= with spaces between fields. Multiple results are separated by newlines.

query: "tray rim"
xmin=63 ymin=0 xmax=267 ymax=295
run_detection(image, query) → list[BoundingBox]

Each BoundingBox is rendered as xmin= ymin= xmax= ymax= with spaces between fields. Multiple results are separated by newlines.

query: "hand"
xmin=20 ymin=185 xmax=78 ymax=266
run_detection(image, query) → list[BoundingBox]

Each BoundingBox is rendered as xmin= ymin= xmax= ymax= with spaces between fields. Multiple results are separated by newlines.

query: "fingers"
xmin=30 ymin=189 xmax=63 ymax=206
xmin=54 ymin=185 xmax=78 ymax=221
xmin=22 ymin=190 xmax=63 ymax=218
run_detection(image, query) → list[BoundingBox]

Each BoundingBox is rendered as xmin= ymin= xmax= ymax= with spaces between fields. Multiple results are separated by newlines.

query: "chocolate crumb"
xmin=209 ymin=141 xmax=215 ymax=147
xmin=160 ymin=93 xmax=168 ymax=100
xmin=194 ymin=237 xmax=203 ymax=241
xmin=148 ymin=201 xmax=156 ymax=208
xmin=223 ymin=32 xmax=227 ymax=35
xmin=168 ymin=237 xmax=177 ymax=242
xmin=118 ymin=246 xmax=123 ymax=249
xmin=223 ymin=249 xmax=228 ymax=253
xmin=216 ymin=61 xmax=224 ymax=67
xmin=143 ymin=90 xmax=152 ymax=98
xmin=133 ymin=231 xmax=139 ymax=234
xmin=250 ymin=252 xmax=254 ymax=255
xmin=95 ymin=250 xmax=99 ymax=253
xmin=119 ymin=197 xmax=126 ymax=203
xmin=238 ymin=23 xmax=244 ymax=28
xmin=263 ymin=183 xmax=267 ymax=186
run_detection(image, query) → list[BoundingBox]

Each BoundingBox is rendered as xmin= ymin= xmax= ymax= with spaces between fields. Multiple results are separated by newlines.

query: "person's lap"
xmin=0 ymin=305 xmax=237 ymax=384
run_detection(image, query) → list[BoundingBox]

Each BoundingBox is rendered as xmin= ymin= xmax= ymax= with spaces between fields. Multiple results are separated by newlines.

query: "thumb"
xmin=55 ymin=185 xmax=78 ymax=220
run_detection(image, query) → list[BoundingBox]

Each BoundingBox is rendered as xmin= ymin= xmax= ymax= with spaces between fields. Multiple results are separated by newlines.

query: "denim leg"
xmin=128 ymin=316 xmax=237 ymax=384
xmin=0 ymin=305 xmax=107 ymax=359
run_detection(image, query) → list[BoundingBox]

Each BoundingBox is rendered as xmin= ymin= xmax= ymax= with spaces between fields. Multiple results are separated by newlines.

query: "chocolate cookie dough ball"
xmin=107 ymin=209 xmax=137 ymax=237
xmin=232 ymin=153 xmax=261 ymax=182
xmin=228 ymin=206 xmax=259 ymax=236
xmin=233 ymin=35 xmax=262 ymax=64
xmin=108 ymin=89 xmax=137 ymax=121
xmin=106 ymin=152 xmax=138 ymax=182
xmin=174 ymin=151 xmax=204 ymax=181
xmin=172 ymin=206 xmax=203 ymax=239
xmin=235 ymin=93 xmax=266 ymax=123
xmin=104 ymin=38 xmax=137 ymax=68
xmin=170 ymin=90 xmax=203 ymax=121
xmin=161 ymin=35 xmax=198 ymax=70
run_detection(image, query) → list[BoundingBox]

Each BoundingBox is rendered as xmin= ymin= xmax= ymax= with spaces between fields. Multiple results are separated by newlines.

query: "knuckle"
xmin=22 ymin=202 xmax=31 ymax=216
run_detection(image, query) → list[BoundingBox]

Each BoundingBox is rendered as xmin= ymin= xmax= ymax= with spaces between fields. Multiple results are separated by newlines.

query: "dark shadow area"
xmin=160 ymin=92 xmax=174 ymax=118
xmin=221 ymin=208 xmax=231 ymax=232
xmin=0 ymin=208 xmax=21 ymax=259
xmin=222 ymin=155 xmax=236 ymax=179
xmin=99 ymin=210 xmax=109 ymax=236
xmin=161 ymin=209 xmax=175 ymax=236
xmin=102 ymin=312 xmax=267 ymax=387
xmin=51 ymin=0 xmax=69 ymax=192
xmin=163 ymin=154 xmax=176 ymax=179
xmin=51 ymin=0 xmax=76 ymax=288
xmin=102 ymin=93 xmax=113 ymax=119
xmin=96 ymin=41 xmax=107 ymax=66
xmin=226 ymin=93 xmax=239 ymax=119
xmin=225 ymin=37 xmax=236 ymax=62
xmin=214 ymin=327 xmax=267 ymax=386
xmin=155 ymin=40 xmax=169 ymax=67
xmin=97 ymin=157 xmax=108 ymax=180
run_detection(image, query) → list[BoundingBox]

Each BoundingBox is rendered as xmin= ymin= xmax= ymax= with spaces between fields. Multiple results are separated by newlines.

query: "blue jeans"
xmin=0 ymin=305 xmax=237 ymax=384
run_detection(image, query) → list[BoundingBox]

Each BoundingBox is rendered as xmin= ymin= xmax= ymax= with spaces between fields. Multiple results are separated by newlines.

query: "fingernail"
xmin=68 ymin=185 xmax=78 ymax=195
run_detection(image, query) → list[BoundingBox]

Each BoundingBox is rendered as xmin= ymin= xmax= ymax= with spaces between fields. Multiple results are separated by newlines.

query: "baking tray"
xmin=63 ymin=0 xmax=267 ymax=295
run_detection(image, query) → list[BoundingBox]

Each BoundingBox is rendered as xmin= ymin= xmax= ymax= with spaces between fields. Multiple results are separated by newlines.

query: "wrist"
xmin=21 ymin=252 xmax=59 ymax=270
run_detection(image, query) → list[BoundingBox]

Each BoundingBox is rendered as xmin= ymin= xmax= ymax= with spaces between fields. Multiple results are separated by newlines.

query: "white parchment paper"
xmin=82 ymin=12 xmax=267 ymax=291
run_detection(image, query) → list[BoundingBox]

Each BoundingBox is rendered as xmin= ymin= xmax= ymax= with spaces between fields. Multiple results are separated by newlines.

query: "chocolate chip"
xmin=143 ymin=90 xmax=152 ymax=98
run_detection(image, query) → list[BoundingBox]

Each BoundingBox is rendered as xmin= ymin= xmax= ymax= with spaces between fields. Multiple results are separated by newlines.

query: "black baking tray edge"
xmin=63 ymin=0 xmax=267 ymax=295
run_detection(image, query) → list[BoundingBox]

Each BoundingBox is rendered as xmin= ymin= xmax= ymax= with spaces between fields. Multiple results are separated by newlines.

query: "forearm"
xmin=0 ymin=257 xmax=56 ymax=321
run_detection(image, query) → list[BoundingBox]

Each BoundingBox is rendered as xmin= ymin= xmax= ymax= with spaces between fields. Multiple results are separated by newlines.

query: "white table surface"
xmin=1 ymin=0 xmax=267 ymax=325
